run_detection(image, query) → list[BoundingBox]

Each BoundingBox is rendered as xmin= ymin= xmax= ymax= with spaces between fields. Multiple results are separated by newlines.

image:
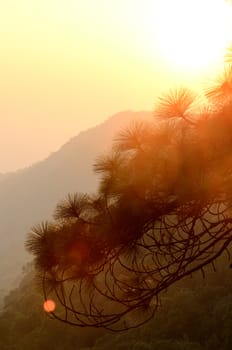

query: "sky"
xmin=0 ymin=0 xmax=232 ymax=173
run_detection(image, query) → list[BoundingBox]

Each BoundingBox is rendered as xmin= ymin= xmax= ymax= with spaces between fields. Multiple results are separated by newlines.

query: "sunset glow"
xmin=0 ymin=1 xmax=232 ymax=172
xmin=152 ymin=0 xmax=232 ymax=72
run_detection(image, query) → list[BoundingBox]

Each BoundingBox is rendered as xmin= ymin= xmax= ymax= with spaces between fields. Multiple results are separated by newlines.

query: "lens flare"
xmin=43 ymin=299 xmax=56 ymax=313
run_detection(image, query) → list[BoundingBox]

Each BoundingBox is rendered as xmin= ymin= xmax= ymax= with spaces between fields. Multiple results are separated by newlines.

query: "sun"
xmin=150 ymin=0 xmax=232 ymax=73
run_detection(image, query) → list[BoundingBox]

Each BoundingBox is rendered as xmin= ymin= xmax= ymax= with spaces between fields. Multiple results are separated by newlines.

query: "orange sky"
xmin=0 ymin=0 xmax=231 ymax=173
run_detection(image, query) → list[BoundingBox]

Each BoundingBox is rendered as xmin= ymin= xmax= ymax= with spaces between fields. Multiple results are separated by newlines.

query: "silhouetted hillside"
xmin=0 ymin=111 xmax=152 ymax=296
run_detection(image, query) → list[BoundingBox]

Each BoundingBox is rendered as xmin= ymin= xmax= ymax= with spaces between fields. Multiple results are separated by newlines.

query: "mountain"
xmin=0 ymin=173 xmax=9 ymax=182
xmin=0 ymin=111 xmax=152 ymax=295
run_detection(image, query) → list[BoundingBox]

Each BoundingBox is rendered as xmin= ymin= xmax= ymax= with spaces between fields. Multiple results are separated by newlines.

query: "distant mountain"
xmin=0 ymin=173 xmax=9 ymax=182
xmin=0 ymin=111 xmax=152 ymax=294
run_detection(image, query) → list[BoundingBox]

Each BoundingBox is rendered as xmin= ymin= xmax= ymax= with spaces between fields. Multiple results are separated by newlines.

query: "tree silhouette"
xmin=26 ymin=58 xmax=232 ymax=331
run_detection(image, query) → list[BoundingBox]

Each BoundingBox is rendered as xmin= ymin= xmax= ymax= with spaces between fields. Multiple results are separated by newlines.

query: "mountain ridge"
xmin=0 ymin=110 xmax=152 ymax=295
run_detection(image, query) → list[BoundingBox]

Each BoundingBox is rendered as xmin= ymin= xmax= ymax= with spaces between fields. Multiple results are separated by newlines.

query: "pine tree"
xmin=26 ymin=51 xmax=232 ymax=331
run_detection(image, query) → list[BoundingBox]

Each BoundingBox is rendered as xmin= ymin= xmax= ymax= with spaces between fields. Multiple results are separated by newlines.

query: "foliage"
xmin=1 ymin=260 xmax=232 ymax=349
xmin=25 ymin=57 xmax=232 ymax=330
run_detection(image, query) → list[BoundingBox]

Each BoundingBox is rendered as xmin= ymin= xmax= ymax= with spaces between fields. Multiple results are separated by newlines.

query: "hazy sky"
xmin=1 ymin=0 xmax=231 ymax=173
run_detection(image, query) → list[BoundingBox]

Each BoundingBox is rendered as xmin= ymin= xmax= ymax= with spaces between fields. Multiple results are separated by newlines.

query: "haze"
xmin=0 ymin=0 xmax=231 ymax=172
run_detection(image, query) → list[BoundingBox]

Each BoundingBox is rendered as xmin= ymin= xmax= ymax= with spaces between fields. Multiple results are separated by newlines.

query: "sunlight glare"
xmin=151 ymin=0 xmax=232 ymax=72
